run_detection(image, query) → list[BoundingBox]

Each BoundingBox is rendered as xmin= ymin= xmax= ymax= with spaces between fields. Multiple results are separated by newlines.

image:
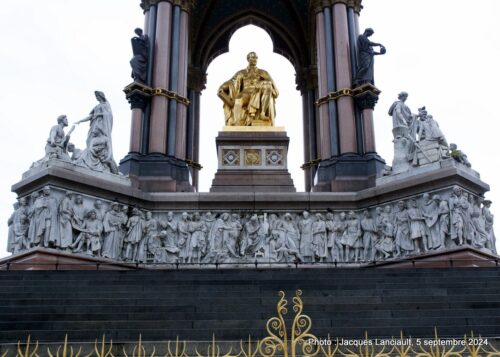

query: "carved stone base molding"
xmin=210 ymin=129 xmax=296 ymax=192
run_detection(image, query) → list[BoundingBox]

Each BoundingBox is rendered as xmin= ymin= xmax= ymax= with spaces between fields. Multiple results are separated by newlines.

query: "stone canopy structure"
xmin=122 ymin=0 xmax=382 ymax=193
xmin=2 ymin=0 xmax=497 ymax=269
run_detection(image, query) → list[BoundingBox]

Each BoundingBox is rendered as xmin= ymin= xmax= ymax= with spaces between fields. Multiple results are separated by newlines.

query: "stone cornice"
xmin=310 ymin=0 xmax=362 ymax=14
xmin=141 ymin=0 xmax=196 ymax=13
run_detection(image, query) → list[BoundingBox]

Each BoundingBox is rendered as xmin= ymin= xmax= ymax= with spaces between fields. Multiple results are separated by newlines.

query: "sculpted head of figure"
xmin=75 ymin=195 xmax=83 ymax=204
xmin=94 ymin=91 xmax=106 ymax=103
xmin=181 ymin=212 xmax=188 ymax=220
xmin=453 ymin=186 xmax=462 ymax=196
xmin=364 ymin=28 xmax=374 ymax=37
xmin=43 ymin=186 xmax=51 ymax=196
xmin=57 ymin=115 xmax=68 ymax=126
xmin=87 ymin=209 xmax=97 ymax=220
xmin=145 ymin=211 xmax=152 ymax=220
xmin=94 ymin=200 xmax=103 ymax=209
xmin=302 ymin=211 xmax=309 ymax=219
xmin=339 ymin=212 xmax=346 ymax=220
xmin=134 ymin=28 xmax=143 ymax=36
xmin=111 ymin=202 xmax=120 ymax=211
xmin=398 ymin=92 xmax=408 ymax=102
xmin=18 ymin=197 xmax=27 ymax=206
xmin=384 ymin=205 xmax=392 ymax=214
xmin=397 ymin=201 xmax=406 ymax=210
xmin=247 ymin=52 xmax=258 ymax=67
xmin=167 ymin=211 xmax=174 ymax=221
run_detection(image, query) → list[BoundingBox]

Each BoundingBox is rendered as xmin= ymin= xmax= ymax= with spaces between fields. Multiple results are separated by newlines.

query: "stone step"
xmin=8 ymin=286 xmax=500 ymax=299
xmin=1 ymin=268 xmax=500 ymax=344
xmin=2 ymin=268 xmax=499 ymax=280
xmin=4 ymin=307 xmax=500 ymax=323
xmin=2 ymin=324 xmax=500 ymax=343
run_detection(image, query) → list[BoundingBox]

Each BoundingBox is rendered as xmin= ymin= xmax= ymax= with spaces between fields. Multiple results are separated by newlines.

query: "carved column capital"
xmin=296 ymin=67 xmax=318 ymax=93
xmin=141 ymin=0 xmax=195 ymax=12
xmin=311 ymin=0 xmax=357 ymax=13
xmin=188 ymin=66 xmax=207 ymax=92
xmin=346 ymin=0 xmax=363 ymax=14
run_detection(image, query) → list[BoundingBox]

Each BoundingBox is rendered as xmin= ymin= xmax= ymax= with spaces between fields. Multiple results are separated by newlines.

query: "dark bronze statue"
xmin=354 ymin=28 xmax=386 ymax=86
xmin=130 ymin=28 xmax=149 ymax=84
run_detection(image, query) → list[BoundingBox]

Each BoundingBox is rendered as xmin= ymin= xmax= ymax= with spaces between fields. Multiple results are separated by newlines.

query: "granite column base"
xmin=119 ymin=153 xmax=194 ymax=192
xmin=313 ymin=153 xmax=386 ymax=192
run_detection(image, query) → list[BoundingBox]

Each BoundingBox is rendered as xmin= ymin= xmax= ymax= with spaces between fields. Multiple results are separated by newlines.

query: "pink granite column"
xmin=129 ymin=108 xmax=143 ymax=153
xmin=315 ymin=11 xmax=331 ymax=160
xmin=362 ymin=109 xmax=376 ymax=153
xmin=149 ymin=1 xmax=172 ymax=154
xmin=333 ymin=2 xmax=357 ymax=154
xmin=175 ymin=10 xmax=189 ymax=159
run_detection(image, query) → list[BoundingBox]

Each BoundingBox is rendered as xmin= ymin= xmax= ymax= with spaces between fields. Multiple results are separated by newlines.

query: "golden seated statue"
xmin=218 ymin=52 xmax=279 ymax=126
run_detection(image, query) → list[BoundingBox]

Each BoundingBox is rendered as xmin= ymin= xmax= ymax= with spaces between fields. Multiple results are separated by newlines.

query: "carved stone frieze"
xmin=7 ymin=185 xmax=496 ymax=265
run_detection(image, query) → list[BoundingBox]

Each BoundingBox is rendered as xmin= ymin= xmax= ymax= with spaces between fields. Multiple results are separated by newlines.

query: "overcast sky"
xmin=0 ymin=1 xmax=499 ymax=258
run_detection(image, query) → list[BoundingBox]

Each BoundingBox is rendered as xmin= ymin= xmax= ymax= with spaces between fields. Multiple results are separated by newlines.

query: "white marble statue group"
xmin=7 ymin=186 xmax=496 ymax=265
xmin=30 ymin=91 xmax=118 ymax=175
xmin=389 ymin=92 xmax=470 ymax=174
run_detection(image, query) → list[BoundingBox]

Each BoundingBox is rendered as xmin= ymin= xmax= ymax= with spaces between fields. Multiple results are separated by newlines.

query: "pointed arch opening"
xmin=198 ymin=25 xmax=304 ymax=192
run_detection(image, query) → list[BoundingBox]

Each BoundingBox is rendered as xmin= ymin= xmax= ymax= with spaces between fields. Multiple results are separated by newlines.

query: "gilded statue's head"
xmin=247 ymin=52 xmax=258 ymax=66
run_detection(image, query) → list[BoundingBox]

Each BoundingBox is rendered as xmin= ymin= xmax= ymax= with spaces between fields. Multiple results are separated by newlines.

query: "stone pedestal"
xmin=210 ymin=128 xmax=296 ymax=192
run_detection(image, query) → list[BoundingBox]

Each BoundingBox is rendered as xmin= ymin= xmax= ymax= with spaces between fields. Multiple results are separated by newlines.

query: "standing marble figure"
xmin=75 ymin=91 xmax=118 ymax=174
xmin=388 ymin=92 xmax=413 ymax=138
xmin=354 ymin=28 xmax=386 ymax=86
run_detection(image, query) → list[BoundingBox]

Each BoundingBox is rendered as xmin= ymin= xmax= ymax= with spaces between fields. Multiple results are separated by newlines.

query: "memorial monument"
xmin=2 ymin=0 xmax=496 ymax=268
xmin=1 ymin=0 xmax=499 ymax=351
